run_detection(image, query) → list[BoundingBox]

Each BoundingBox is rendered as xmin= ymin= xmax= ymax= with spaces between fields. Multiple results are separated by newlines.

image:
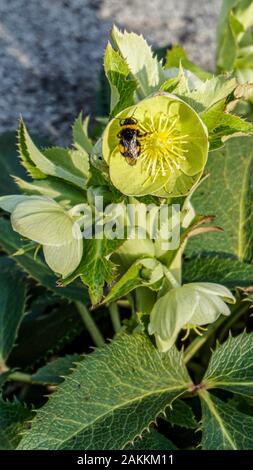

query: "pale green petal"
xmin=190 ymin=282 xmax=235 ymax=304
xmin=109 ymin=147 xmax=169 ymax=196
xmin=0 ymin=195 xmax=38 ymax=213
xmin=189 ymin=294 xmax=229 ymax=325
xmin=11 ymin=197 xmax=79 ymax=246
xmin=148 ymin=288 xmax=193 ymax=341
xmin=154 ymin=333 xmax=178 ymax=353
xmin=43 ymin=238 xmax=83 ymax=277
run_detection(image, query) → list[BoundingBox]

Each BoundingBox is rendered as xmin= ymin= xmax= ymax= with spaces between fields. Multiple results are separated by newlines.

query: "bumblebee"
xmin=117 ymin=117 xmax=143 ymax=166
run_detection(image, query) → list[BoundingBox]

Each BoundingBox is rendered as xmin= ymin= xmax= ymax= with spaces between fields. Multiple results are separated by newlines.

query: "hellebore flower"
xmin=148 ymin=282 xmax=235 ymax=352
xmin=102 ymin=94 xmax=209 ymax=197
xmin=0 ymin=195 xmax=83 ymax=277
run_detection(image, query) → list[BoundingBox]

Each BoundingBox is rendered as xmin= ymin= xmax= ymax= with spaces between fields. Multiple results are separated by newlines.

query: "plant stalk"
xmin=75 ymin=301 xmax=105 ymax=347
xmin=109 ymin=302 xmax=121 ymax=333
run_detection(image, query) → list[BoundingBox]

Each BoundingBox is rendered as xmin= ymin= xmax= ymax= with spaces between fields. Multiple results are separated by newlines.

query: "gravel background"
xmin=0 ymin=0 xmax=221 ymax=144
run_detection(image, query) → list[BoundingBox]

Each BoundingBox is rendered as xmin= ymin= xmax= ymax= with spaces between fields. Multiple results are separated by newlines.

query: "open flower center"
xmin=181 ymin=324 xmax=207 ymax=341
xmin=139 ymin=113 xmax=189 ymax=181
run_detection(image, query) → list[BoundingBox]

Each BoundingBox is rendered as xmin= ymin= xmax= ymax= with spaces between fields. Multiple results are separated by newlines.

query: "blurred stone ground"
xmin=0 ymin=0 xmax=221 ymax=144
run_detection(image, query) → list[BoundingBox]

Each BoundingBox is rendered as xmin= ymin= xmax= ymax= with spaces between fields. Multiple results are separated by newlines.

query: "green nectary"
xmin=102 ymin=94 xmax=209 ymax=197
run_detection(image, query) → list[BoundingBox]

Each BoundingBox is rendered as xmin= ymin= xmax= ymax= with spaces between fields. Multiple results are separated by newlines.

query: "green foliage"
xmin=30 ymin=354 xmax=83 ymax=385
xmin=183 ymin=254 xmax=253 ymax=287
xmin=110 ymin=26 xmax=165 ymax=98
xmin=18 ymin=333 xmax=191 ymax=449
xmin=165 ymin=45 xmax=212 ymax=80
xmin=200 ymin=391 xmax=253 ymax=449
xmin=186 ymin=136 xmax=253 ymax=262
xmin=63 ymin=239 xmax=123 ymax=304
xmin=104 ymin=43 xmax=137 ymax=116
xmin=165 ymin=399 xmax=197 ymax=429
xmin=126 ymin=428 xmax=177 ymax=450
xmin=204 ymin=332 xmax=253 ymax=397
xmin=0 ymin=398 xmax=32 ymax=449
xmin=217 ymin=0 xmax=253 ymax=90
xmin=18 ymin=121 xmax=90 ymax=189
xmin=0 ymin=260 xmax=27 ymax=363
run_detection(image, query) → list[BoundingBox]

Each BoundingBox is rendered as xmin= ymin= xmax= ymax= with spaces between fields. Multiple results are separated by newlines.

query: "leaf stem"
xmin=8 ymin=371 xmax=32 ymax=383
xmin=75 ymin=301 xmax=105 ymax=347
xmin=109 ymin=302 xmax=121 ymax=333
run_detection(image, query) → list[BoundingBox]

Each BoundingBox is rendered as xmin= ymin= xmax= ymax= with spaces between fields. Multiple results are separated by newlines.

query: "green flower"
xmin=0 ymin=195 xmax=83 ymax=277
xmin=102 ymin=94 xmax=209 ymax=197
xmin=148 ymin=282 xmax=235 ymax=352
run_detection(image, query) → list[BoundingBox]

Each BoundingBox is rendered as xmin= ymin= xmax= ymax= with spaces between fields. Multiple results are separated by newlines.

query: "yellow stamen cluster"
xmin=181 ymin=324 xmax=207 ymax=341
xmin=139 ymin=113 xmax=189 ymax=181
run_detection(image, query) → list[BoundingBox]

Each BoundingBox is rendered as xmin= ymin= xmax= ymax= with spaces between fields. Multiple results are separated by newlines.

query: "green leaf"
xmin=0 ymin=218 xmax=88 ymax=303
xmin=203 ymin=332 xmax=253 ymax=398
xmin=200 ymin=391 xmax=253 ymax=449
xmin=0 ymin=398 xmax=32 ymax=449
xmin=180 ymin=76 xmax=237 ymax=113
xmin=0 ymin=261 xmax=27 ymax=363
xmin=72 ymin=113 xmax=93 ymax=154
xmin=31 ymin=354 xmax=83 ymax=385
xmin=111 ymin=26 xmax=164 ymax=98
xmin=102 ymin=258 xmax=163 ymax=305
xmin=18 ymin=123 xmax=46 ymax=179
xmin=18 ymin=333 xmax=191 ymax=450
xmin=201 ymin=104 xmax=253 ymax=150
xmin=19 ymin=121 xmax=89 ymax=189
xmin=165 ymin=45 xmax=211 ymax=81
xmin=165 ymin=399 xmax=197 ymax=429
xmin=126 ymin=428 xmax=177 ymax=450
xmin=63 ymin=239 xmax=123 ymax=304
xmin=183 ymin=255 xmax=253 ymax=288
xmin=15 ymin=176 xmax=86 ymax=208
xmin=187 ymin=136 xmax=253 ymax=262
xmin=0 ymin=131 xmax=29 ymax=195
xmin=217 ymin=7 xmax=239 ymax=72
xmin=9 ymin=305 xmax=84 ymax=369
xmin=104 ymin=43 xmax=137 ymax=116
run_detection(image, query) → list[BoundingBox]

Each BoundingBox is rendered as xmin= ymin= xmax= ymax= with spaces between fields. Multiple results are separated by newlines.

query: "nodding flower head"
xmin=148 ymin=282 xmax=235 ymax=352
xmin=102 ymin=94 xmax=209 ymax=197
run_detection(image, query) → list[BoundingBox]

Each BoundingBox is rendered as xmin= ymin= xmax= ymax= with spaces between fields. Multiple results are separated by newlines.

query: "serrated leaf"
xmin=201 ymin=105 xmax=253 ymax=150
xmin=165 ymin=399 xmax=197 ymax=429
xmin=0 ymin=131 xmax=30 ymax=195
xmin=63 ymin=239 xmax=123 ymax=304
xmin=111 ymin=26 xmax=164 ymax=98
xmin=72 ymin=113 xmax=93 ymax=154
xmin=186 ymin=136 xmax=253 ymax=262
xmin=165 ymin=45 xmax=211 ymax=81
xmin=183 ymin=255 xmax=253 ymax=288
xmin=8 ymin=305 xmax=84 ymax=369
xmin=102 ymin=258 xmax=163 ymax=305
xmin=19 ymin=121 xmax=89 ymax=189
xmin=31 ymin=354 xmax=83 ymax=385
xmin=104 ymin=43 xmax=137 ymax=116
xmin=180 ymin=76 xmax=236 ymax=113
xmin=200 ymin=391 xmax=253 ymax=449
xmin=0 ymin=218 xmax=88 ymax=303
xmin=0 ymin=398 xmax=32 ymax=449
xmin=126 ymin=428 xmax=177 ymax=450
xmin=18 ymin=333 xmax=191 ymax=450
xmin=0 ymin=261 xmax=27 ymax=362
xmin=203 ymin=332 xmax=253 ymax=398
xmin=18 ymin=122 xmax=46 ymax=179
xmin=15 ymin=176 xmax=86 ymax=208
